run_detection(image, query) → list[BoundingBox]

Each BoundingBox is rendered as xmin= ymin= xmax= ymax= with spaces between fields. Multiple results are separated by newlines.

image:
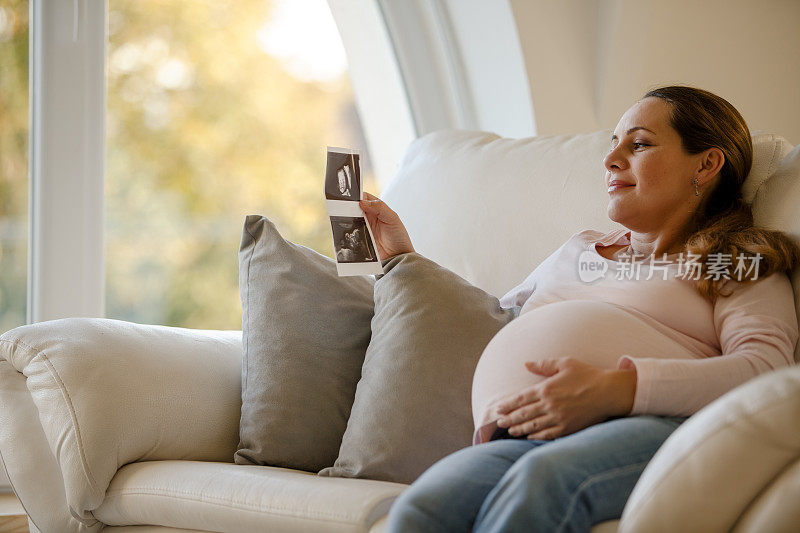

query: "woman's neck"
xmin=627 ymin=229 xmax=689 ymax=258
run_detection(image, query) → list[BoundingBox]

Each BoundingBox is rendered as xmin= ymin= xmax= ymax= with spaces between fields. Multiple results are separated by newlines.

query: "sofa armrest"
xmin=1 ymin=360 xmax=103 ymax=532
xmin=0 ymin=318 xmax=242 ymax=524
xmin=619 ymin=365 xmax=800 ymax=532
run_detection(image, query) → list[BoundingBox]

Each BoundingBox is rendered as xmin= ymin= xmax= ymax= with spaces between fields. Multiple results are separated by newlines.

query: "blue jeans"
xmin=386 ymin=415 xmax=688 ymax=533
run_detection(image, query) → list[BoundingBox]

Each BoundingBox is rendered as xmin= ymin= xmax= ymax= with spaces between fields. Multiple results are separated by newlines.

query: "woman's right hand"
xmin=359 ymin=191 xmax=415 ymax=260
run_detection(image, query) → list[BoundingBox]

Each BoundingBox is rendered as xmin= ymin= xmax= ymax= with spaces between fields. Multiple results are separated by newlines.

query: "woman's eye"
xmin=632 ymin=142 xmax=648 ymax=149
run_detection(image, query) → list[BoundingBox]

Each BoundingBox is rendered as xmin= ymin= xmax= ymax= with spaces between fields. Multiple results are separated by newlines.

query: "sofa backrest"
xmin=752 ymin=143 xmax=800 ymax=362
xmin=381 ymin=129 xmax=800 ymax=361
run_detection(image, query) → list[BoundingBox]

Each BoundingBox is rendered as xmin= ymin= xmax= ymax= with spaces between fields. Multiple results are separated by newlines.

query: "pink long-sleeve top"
xmin=471 ymin=228 xmax=799 ymax=445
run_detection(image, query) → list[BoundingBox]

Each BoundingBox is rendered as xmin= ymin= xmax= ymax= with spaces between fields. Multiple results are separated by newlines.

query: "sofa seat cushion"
xmin=93 ymin=460 xmax=408 ymax=533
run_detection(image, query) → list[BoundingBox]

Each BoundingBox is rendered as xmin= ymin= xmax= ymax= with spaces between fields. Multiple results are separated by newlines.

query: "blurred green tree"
xmin=106 ymin=0 xmax=376 ymax=329
xmin=0 ymin=0 xmax=28 ymax=333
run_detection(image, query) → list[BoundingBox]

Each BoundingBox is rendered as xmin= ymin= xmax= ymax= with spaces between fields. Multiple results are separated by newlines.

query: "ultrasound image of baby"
xmin=331 ymin=216 xmax=377 ymax=263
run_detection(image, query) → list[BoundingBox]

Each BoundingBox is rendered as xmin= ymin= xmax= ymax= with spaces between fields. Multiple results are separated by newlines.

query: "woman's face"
xmin=603 ymin=97 xmax=709 ymax=234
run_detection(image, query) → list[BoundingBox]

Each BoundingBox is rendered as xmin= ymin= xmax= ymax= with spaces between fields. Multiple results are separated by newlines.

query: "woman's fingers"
xmin=497 ymin=401 xmax=542 ymax=428
xmin=361 ymin=191 xmax=381 ymax=209
xmin=525 ymin=420 xmax=563 ymax=440
xmin=357 ymin=191 xmax=415 ymax=259
xmin=496 ymin=387 xmax=539 ymax=415
xmin=509 ymin=414 xmax=552 ymax=437
xmin=359 ymin=197 xmax=397 ymax=224
xmin=498 ymin=408 xmax=558 ymax=438
xmin=358 ymin=196 xmax=380 ymax=213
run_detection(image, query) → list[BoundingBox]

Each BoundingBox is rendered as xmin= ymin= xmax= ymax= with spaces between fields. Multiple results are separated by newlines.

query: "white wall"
xmin=595 ymin=0 xmax=800 ymax=144
xmin=510 ymin=0 xmax=599 ymax=135
xmin=511 ymin=0 xmax=800 ymax=144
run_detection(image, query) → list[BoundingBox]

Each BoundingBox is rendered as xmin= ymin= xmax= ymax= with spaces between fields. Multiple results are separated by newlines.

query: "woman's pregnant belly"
xmin=471 ymin=299 xmax=696 ymax=433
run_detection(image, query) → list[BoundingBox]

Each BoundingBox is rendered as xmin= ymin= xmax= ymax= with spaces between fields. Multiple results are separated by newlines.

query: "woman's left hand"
xmin=494 ymin=357 xmax=636 ymax=440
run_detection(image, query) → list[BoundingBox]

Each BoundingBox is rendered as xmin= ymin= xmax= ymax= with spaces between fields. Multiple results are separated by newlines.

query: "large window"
xmin=0 ymin=0 xmax=28 ymax=333
xmin=106 ymin=0 xmax=375 ymax=329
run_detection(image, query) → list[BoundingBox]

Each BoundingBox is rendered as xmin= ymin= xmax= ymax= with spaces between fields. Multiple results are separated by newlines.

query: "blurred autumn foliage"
xmin=0 ymin=0 xmax=27 ymax=333
xmin=0 ymin=0 xmax=375 ymax=332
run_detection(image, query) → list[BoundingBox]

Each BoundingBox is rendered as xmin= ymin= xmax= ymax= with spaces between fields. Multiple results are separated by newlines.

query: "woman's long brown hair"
xmin=643 ymin=85 xmax=800 ymax=302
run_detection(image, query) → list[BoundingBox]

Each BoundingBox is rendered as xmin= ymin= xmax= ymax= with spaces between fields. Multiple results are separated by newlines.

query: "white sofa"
xmin=2 ymin=128 xmax=799 ymax=533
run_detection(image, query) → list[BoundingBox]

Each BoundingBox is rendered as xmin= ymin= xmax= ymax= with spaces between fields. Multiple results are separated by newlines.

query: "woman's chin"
xmin=607 ymin=202 xmax=620 ymax=218
xmin=606 ymin=204 xmax=635 ymax=226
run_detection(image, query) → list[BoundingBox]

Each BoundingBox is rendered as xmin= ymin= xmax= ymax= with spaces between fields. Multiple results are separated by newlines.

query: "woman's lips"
xmin=608 ymin=183 xmax=635 ymax=193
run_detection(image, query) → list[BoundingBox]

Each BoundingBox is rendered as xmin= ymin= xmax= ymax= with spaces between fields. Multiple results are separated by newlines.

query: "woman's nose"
xmin=603 ymin=145 xmax=626 ymax=172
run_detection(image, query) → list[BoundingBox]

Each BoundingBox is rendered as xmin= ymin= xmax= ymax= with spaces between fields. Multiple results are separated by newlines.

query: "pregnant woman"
xmin=359 ymin=85 xmax=800 ymax=532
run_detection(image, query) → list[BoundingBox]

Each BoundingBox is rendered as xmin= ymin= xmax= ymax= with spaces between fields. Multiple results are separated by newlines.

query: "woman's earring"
xmin=693 ymin=177 xmax=700 ymax=197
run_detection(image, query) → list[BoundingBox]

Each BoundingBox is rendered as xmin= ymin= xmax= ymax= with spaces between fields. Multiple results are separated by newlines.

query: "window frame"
xmin=28 ymin=0 xmax=106 ymax=323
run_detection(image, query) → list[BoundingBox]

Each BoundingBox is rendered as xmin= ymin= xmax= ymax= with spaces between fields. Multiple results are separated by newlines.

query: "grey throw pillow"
xmin=234 ymin=215 xmax=376 ymax=472
xmin=318 ymin=252 xmax=515 ymax=484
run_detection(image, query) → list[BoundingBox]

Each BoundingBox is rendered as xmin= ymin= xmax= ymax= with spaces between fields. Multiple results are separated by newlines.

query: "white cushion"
xmin=0 ymin=361 xmax=99 ymax=532
xmin=381 ymin=129 xmax=794 ymax=299
xmin=0 ymin=318 xmax=243 ymax=523
xmin=732 ymin=458 xmax=800 ymax=532
xmin=752 ymin=143 xmax=800 ymax=362
xmin=94 ymin=460 xmax=407 ymax=533
xmin=618 ymin=365 xmax=800 ymax=532
xmin=94 ymin=460 xmax=619 ymax=533
xmin=743 ymin=131 xmax=794 ymax=204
